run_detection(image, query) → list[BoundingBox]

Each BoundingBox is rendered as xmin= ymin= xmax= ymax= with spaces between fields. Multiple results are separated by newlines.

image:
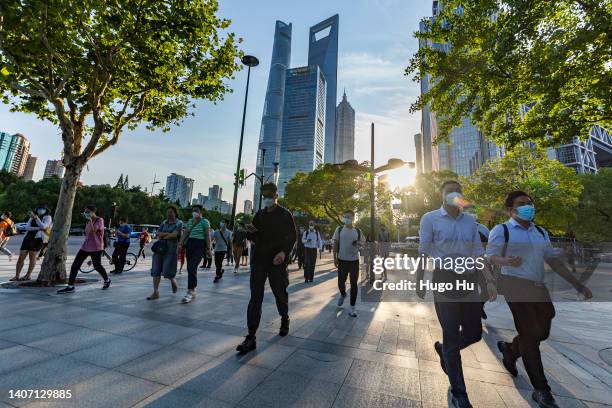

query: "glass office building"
xmin=254 ymin=20 xmax=292 ymax=210
xmin=0 ymin=132 xmax=30 ymax=177
xmin=308 ymin=14 xmax=339 ymax=164
xmin=277 ymin=66 xmax=326 ymax=196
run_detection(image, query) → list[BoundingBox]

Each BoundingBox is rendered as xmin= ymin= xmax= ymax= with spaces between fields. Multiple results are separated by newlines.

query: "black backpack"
xmin=333 ymin=226 xmax=361 ymax=254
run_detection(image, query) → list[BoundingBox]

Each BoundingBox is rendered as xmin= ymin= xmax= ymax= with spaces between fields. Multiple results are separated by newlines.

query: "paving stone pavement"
xmin=0 ymin=242 xmax=610 ymax=408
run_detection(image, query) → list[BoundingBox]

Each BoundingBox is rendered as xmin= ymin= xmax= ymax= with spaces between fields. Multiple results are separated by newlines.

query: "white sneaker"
xmin=182 ymin=292 xmax=193 ymax=303
xmin=349 ymin=307 xmax=357 ymax=317
xmin=337 ymin=294 xmax=346 ymax=307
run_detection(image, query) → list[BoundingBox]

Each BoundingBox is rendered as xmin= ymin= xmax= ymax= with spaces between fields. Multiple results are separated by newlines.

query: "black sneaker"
xmin=102 ymin=279 xmax=111 ymax=290
xmin=279 ymin=316 xmax=290 ymax=336
xmin=532 ymin=390 xmax=559 ymax=408
xmin=236 ymin=335 xmax=256 ymax=354
xmin=451 ymin=395 xmax=473 ymax=408
xmin=497 ymin=341 xmax=518 ymax=377
xmin=57 ymin=286 xmax=75 ymax=294
xmin=213 ymin=276 xmax=221 ymax=283
xmin=434 ymin=341 xmax=447 ymax=374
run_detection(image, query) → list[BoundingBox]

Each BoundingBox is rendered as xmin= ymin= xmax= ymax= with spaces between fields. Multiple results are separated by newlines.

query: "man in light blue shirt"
xmin=487 ymin=190 xmax=591 ymax=408
xmin=417 ymin=180 xmax=496 ymax=408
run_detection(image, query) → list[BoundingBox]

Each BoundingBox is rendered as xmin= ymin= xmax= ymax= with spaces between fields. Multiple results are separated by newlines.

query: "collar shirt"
xmin=302 ymin=229 xmax=321 ymax=249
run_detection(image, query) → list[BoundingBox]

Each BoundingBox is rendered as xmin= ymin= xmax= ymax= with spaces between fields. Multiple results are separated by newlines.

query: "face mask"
xmin=343 ymin=217 xmax=352 ymax=225
xmin=220 ymin=222 xmax=225 ymax=228
xmin=1 ymin=215 xmax=6 ymax=220
xmin=83 ymin=212 xmax=92 ymax=220
xmin=192 ymin=211 xmax=200 ymax=219
xmin=445 ymin=192 xmax=463 ymax=207
xmin=309 ymin=225 xmax=314 ymax=230
xmin=262 ymin=197 xmax=275 ymax=208
xmin=515 ymin=204 xmax=535 ymax=222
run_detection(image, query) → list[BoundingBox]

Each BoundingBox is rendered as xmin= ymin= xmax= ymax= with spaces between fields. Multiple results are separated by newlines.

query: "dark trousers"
xmin=303 ymin=247 xmax=318 ymax=281
xmin=434 ymin=294 xmax=483 ymax=398
xmin=214 ymin=251 xmax=226 ymax=277
xmin=202 ymin=254 xmax=212 ymax=268
xmin=247 ymin=262 xmax=289 ymax=335
xmin=504 ymin=276 xmax=555 ymax=392
xmin=186 ymin=238 xmax=206 ymax=290
xmin=138 ymin=243 xmax=146 ymax=259
xmin=111 ymin=242 xmax=129 ymax=272
xmin=69 ymin=249 xmax=108 ymax=285
xmin=338 ymin=259 xmax=360 ymax=306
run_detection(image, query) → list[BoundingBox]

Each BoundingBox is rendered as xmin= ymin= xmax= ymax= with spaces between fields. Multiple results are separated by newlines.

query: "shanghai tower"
xmin=308 ymin=14 xmax=339 ymax=164
xmin=254 ymin=21 xmax=292 ymax=210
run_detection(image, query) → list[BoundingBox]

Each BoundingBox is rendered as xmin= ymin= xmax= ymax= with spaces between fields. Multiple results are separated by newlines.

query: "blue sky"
xmin=0 ymin=0 xmax=431 ymax=206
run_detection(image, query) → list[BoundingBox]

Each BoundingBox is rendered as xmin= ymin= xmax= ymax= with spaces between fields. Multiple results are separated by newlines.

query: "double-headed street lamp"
xmin=230 ymin=55 xmax=259 ymax=230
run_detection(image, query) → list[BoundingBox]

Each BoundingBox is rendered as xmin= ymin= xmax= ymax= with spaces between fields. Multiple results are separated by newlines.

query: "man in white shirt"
xmin=302 ymin=221 xmax=321 ymax=283
xmin=332 ymin=210 xmax=365 ymax=317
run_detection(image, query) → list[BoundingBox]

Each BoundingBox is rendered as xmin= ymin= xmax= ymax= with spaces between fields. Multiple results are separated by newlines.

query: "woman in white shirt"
xmin=12 ymin=206 xmax=53 ymax=281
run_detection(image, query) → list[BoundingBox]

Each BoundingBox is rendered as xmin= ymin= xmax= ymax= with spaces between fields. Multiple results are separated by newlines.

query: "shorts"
xmin=21 ymin=235 xmax=43 ymax=252
xmin=151 ymin=250 xmax=178 ymax=279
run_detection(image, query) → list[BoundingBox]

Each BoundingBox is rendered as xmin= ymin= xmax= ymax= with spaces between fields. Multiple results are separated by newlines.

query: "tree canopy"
xmin=408 ymin=0 xmax=612 ymax=148
xmin=572 ymin=168 xmax=612 ymax=242
xmin=463 ymin=145 xmax=583 ymax=233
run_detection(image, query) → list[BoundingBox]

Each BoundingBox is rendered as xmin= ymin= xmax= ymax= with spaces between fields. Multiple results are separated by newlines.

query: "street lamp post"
xmin=370 ymin=123 xmax=376 ymax=242
xmin=230 ymin=55 xmax=259 ymax=230
xmin=258 ymin=148 xmax=266 ymax=211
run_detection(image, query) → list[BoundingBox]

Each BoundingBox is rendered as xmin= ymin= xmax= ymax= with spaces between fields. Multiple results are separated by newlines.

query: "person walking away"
xmin=12 ymin=206 xmax=52 ymax=281
xmin=242 ymin=239 xmax=250 ymax=266
xmin=333 ymin=210 xmax=365 ymax=317
xmin=487 ymin=191 xmax=592 ymax=408
xmin=178 ymin=204 xmax=211 ymax=303
xmin=0 ymin=211 xmax=15 ymax=261
xmin=417 ymin=180 xmax=497 ymax=408
xmin=236 ymin=183 xmax=296 ymax=354
xmin=213 ymin=219 xmax=232 ymax=282
xmin=138 ymin=227 xmax=151 ymax=259
xmin=148 ymin=206 xmax=182 ymax=300
xmin=57 ymin=205 xmax=111 ymax=293
xmin=232 ymin=223 xmax=247 ymax=272
xmin=302 ymin=221 xmax=321 ymax=283
xmin=110 ymin=218 xmax=132 ymax=274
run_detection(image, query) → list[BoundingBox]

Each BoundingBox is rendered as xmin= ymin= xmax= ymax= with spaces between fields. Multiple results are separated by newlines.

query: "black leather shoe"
xmin=236 ymin=335 xmax=256 ymax=354
xmin=279 ymin=316 xmax=290 ymax=336
xmin=451 ymin=395 xmax=473 ymax=408
xmin=532 ymin=390 xmax=559 ymax=408
xmin=497 ymin=341 xmax=518 ymax=377
xmin=102 ymin=279 xmax=111 ymax=290
xmin=434 ymin=341 xmax=447 ymax=374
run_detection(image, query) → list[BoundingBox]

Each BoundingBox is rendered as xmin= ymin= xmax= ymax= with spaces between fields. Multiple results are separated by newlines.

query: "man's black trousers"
xmin=247 ymin=262 xmax=289 ymax=335
xmin=303 ymin=247 xmax=317 ymax=281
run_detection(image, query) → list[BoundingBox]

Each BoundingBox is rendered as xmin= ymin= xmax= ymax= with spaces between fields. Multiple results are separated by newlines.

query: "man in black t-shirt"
xmin=236 ymin=183 xmax=297 ymax=354
xmin=232 ymin=223 xmax=247 ymax=273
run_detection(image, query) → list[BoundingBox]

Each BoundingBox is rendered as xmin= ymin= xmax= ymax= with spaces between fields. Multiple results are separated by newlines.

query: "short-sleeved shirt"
xmin=0 ymin=219 xmax=11 ymax=239
xmin=213 ymin=229 xmax=232 ymax=252
xmin=418 ymin=207 xmax=484 ymax=260
xmin=486 ymin=218 xmax=560 ymax=282
xmin=184 ymin=217 xmax=210 ymax=240
xmin=157 ymin=219 xmax=183 ymax=251
xmin=82 ymin=217 xmax=105 ymax=252
xmin=116 ymin=224 xmax=132 ymax=243
xmin=333 ymin=226 xmax=365 ymax=261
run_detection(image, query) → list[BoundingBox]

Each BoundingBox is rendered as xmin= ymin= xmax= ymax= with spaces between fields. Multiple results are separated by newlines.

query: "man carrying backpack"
xmin=487 ymin=191 xmax=592 ymax=408
xmin=302 ymin=220 xmax=321 ymax=283
xmin=332 ymin=210 xmax=364 ymax=317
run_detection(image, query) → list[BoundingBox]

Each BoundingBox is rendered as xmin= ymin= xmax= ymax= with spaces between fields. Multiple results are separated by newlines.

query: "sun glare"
xmin=383 ymin=166 xmax=416 ymax=192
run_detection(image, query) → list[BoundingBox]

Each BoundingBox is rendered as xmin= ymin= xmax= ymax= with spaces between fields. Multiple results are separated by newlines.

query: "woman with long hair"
xmin=12 ymin=206 xmax=52 ymax=281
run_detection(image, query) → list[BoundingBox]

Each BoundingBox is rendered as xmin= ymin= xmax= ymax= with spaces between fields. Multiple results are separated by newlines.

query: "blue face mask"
xmin=515 ymin=204 xmax=535 ymax=221
xmin=262 ymin=198 xmax=275 ymax=208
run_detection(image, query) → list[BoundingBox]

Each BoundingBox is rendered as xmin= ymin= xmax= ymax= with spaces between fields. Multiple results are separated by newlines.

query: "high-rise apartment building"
xmin=208 ymin=185 xmax=222 ymax=201
xmin=0 ymin=132 xmax=30 ymax=177
xmin=254 ymin=20 xmax=292 ymax=211
xmin=43 ymin=159 xmax=64 ymax=179
xmin=22 ymin=155 xmax=37 ymax=181
xmin=243 ymin=200 xmax=253 ymax=215
xmin=165 ymin=173 xmax=194 ymax=207
xmin=277 ymin=66 xmax=327 ymax=196
xmin=308 ymin=14 xmax=339 ymax=164
xmin=334 ymin=91 xmax=355 ymax=164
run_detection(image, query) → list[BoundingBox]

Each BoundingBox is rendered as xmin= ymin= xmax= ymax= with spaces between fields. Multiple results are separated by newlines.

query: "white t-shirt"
xmin=332 ymin=226 xmax=365 ymax=261
xmin=213 ymin=229 xmax=232 ymax=252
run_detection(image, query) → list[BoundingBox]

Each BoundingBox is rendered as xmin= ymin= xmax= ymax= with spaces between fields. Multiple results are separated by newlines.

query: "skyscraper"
xmin=308 ymin=14 xmax=339 ymax=164
xmin=254 ymin=20 xmax=292 ymax=211
xmin=243 ymin=199 xmax=253 ymax=214
xmin=208 ymin=184 xmax=222 ymax=200
xmin=22 ymin=154 xmax=37 ymax=181
xmin=165 ymin=173 xmax=194 ymax=207
xmin=43 ymin=159 xmax=64 ymax=179
xmin=335 ymin=90 xmax=355 ymax=164
xmin=277 ymin=66 xmax=327 ymax=196
xmin=0 ymin=132 xmax=30 ymax=177
xmin=414 ymin=133 xmax=423 ymax=174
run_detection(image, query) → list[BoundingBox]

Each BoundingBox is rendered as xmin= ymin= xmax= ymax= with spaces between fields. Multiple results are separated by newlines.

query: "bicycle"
xmin=80 ymin=239 xmax=138 ymax=273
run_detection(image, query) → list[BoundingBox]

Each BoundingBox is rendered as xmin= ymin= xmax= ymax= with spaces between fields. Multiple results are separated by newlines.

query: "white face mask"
xmin=192 ymin=211 xmax=200 ymax=219
xmin=37 ymin=209 xmax=46 ymax=216
xmin=309 ymin=225 xmax=314 ymax=230
xmin=263 ymin=197 xmax=275 ymax=208
xmin=83 ymin=212 xmax=92 ymax=220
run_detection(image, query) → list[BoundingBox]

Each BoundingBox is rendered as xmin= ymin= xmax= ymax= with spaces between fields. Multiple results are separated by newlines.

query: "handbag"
xmin=151 ymin=239 xmax=169 ymax=254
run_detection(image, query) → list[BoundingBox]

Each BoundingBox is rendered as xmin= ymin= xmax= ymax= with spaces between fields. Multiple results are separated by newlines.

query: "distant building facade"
xmin=334 ymin=91 xmax=355 ymax=164
xmin=22 ymin=155 xmax=37 ymax=181
xmin=165 ymin=173 xmax=194 ymax=207
xmin=0 ymin=132 xmax=30 ymax=177
xmin=243 ymin=199 xmax=253 ymax=215
xmin=192 ymin=192 xmax=232 ymax=214
xmin=414 ymin=133 xmax=423 ymax=174
xmin=43 ymin=159 xmax=64 ymax=179
xmin=277 ymin=65 xmax=327 ymax=196
xmin=208 ymin=185 xmax=222 ymax=201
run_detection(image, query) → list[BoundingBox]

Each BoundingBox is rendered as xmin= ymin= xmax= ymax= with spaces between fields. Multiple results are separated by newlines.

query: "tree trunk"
xmin=37 ymin=162 xmax=84 ymax=285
